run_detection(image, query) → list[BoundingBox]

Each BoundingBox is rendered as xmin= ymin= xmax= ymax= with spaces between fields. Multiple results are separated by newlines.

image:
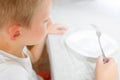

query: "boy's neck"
xmin=0 ymin=42 xmax=25 ymax=58
xmin=0 ymin=34 xmax=26 ymax=58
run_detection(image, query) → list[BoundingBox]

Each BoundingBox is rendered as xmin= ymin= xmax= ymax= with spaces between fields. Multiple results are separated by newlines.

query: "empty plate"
xmin=65 ymin=30 xmax=119 ymax=58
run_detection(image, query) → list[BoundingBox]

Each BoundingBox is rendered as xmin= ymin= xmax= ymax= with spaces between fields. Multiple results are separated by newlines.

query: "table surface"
xmin=47 ymin=1 xmax=120 ymax=80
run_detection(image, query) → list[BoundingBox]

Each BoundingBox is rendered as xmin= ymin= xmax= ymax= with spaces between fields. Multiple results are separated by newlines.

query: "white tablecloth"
xmin=47 ymin=34 xmax=120 ymax=80
xmin=47 ymin=1 xmax=120 ymax=80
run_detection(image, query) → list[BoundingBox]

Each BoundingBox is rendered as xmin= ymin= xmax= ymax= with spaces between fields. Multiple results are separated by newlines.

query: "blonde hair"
xmin=0 ymin=0 xmax=43 ymax=28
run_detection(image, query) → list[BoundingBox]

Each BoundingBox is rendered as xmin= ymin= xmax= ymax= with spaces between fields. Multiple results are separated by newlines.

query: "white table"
xmin=47 ymin=1 xmax=120 ymax=80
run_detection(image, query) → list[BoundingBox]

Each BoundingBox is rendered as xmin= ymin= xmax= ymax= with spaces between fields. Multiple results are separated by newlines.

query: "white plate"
xmin=65 ymin=30 xmax=119 ymax=58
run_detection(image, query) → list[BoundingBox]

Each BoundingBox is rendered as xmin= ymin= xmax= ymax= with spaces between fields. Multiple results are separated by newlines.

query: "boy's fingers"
xmin=98 ymin=56 xmax=116 ymax=64
xmin=54 ymin=30 xmax=65 ymax=34
xmin=48 ymin=23 xmax=68 ymax=34
xmin=107 ymin=57 xmax=116 ymax=64
xmin=98 ymin=55 xmax=103 ymax=61
xmin=56 ymin=26 xmax=68 ymax=31
xmin=54 ymin=26 xmax=68 ymax=34
xmin=98 ymin=56 xmax=109 ymax=64
xmin=97 ymin=55 xmax=104 ymax=64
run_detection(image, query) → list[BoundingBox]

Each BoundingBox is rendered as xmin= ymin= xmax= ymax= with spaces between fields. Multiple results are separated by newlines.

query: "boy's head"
xmin=0 ymin=0 xmax=51 ymax=45
xmin=0 ymin=0 xmax=41 ymax=27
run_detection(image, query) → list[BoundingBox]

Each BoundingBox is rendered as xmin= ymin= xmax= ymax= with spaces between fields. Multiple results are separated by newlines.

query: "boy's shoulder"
xmin=0 ymin=62 xmax=28 ymax=80
xmin=0 ymin=62 xmax=27 ymax=73
xmin=0 ymin=51 xmax=28 ymax=73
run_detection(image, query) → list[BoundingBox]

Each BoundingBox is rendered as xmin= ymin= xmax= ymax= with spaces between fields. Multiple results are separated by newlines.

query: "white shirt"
xmin=0 ymin=48 xmax=42 ymax=80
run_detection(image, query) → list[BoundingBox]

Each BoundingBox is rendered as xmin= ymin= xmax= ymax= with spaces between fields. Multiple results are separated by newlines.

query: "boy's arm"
xmin=27 ymin=19 xmax=67 ymax=64
xmin=26 ymin=18 xmax=51 ymax=64
xmin=27 ymin=40 xmax=46 ymax=64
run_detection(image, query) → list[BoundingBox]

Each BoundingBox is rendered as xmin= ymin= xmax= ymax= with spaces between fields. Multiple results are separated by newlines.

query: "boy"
xmin=0 ymin=0 xmax=118 ymax=80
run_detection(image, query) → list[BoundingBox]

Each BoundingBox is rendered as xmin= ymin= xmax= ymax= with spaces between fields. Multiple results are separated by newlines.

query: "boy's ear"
xmin=8 ymin=24 xmax=22 ymax=40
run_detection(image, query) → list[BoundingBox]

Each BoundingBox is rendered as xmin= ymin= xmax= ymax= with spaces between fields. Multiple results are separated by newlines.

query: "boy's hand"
xmin=47 ymin=18 xmax=68 ymax=34
xmin=95 ymin=56 xmax=118 ymax=80
xmin=48 ymin=24 xmax=68 ymax=34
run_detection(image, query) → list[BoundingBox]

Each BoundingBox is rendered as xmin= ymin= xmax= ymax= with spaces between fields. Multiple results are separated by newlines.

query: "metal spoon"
xmin=91 ymin=24 xmax=108 ymax=63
